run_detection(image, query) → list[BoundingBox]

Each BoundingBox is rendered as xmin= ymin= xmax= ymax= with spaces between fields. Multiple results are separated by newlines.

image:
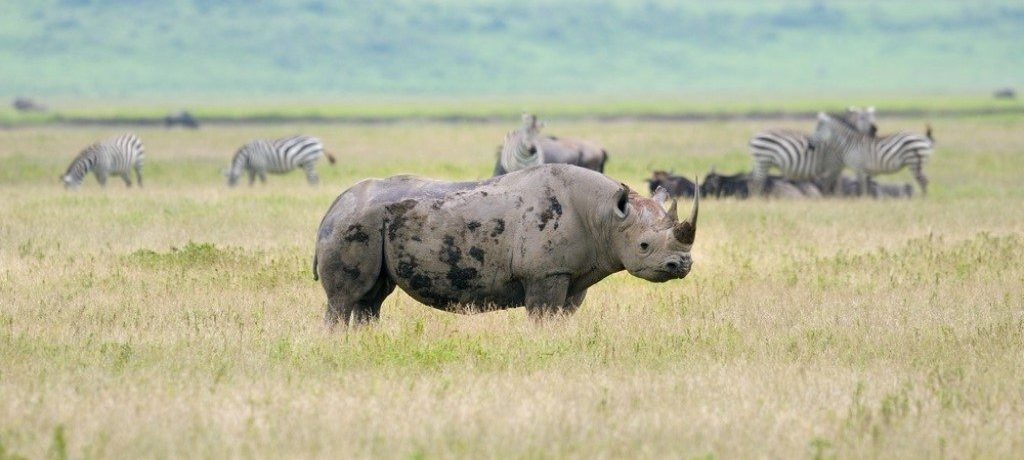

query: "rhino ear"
xmin=667 ymin=198 xmax=678 ymax=221
xmin=613 ymin=187 xmax=629 ymax=219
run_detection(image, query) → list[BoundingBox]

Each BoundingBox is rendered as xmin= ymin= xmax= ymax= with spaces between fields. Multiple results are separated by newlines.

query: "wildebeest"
xmin=646 ymin=170 xmax=696 ymax=198
xmin=164 ymin=110 xmax=199 ymax=129
xmin=838 ymin=176 xmax=913 ymax=199
xmin=994 ymin=88 xmax=1016 ymax=100
xmin=314 ymin=164 xmax=698 ymax=326
xmin=12 ymin=97 xmax=46 ymax=112
xmin=700 ymin=169 xmax=820 ymax=199
xmin=493 ymin=113 xmax=608 ymax=176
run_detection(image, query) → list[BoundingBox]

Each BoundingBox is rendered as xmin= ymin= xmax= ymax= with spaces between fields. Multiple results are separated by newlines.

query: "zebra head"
xmin=499 ymin=113 xmax=544 ymax=173
xmin=225 ymin=147 xmax=247 ymax=187
xmin=841 ymin=106 xmax=877 ymax=136
xmin=60 ymin=146 xmax=95 ymax=190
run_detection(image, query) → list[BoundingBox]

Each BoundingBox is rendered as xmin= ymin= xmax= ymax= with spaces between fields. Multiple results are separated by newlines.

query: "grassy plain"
xmin=1 ymin=115 xmax=1023 ymax=458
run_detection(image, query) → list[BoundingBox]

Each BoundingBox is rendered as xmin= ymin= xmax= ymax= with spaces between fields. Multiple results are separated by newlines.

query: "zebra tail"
xmin=925 ymin=124 xmax=934 ymax=142
xmin=324 ymin=150 xmax=337 ymax=165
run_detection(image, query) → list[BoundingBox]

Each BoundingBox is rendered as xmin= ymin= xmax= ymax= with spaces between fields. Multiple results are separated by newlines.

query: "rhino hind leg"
xmin=325 ymin=271 xmax=395 ymax=328
xmin=318 ymin=207 xmax=394 ymax=329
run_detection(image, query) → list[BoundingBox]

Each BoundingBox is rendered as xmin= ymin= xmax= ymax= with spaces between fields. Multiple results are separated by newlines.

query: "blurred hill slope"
xmin=1 ymin=0 xmax=1021 ymax=97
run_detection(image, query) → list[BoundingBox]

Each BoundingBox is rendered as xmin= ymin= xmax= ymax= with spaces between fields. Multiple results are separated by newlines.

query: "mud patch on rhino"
xmin=439 ymin=235 xmax=480 ymax=290
xmin=537 ymin=196 xmax=563 ymax=231
xmin=466 ymin=220 xmax=481 ymax=232
xmin=343 ymin=224 xmax=370 ymax=244
xmin=469 ymin=246 xmax=485 ymax=263
xmin=385 ymin=200 xmax=418 ymax=242
xmin=342 ymin=264 xmax=361 ymax=280
xmin=489 ymin=219 xmax=505 ymax=238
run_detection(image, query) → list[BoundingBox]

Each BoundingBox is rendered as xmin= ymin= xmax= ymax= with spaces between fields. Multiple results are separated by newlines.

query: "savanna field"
xmin=1 ymin=115 xmax=1023 ymax=458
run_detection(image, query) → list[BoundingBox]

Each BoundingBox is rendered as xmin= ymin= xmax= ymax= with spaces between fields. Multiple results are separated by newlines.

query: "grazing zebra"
xmin=749 ymin=107 xmax=876 ymax=195
xmin=60 ymin=133 xmax=145 ymax=189
xmin=493 ymin=113 xmax=544 ymax=176
xmin=811 ymin=112 xmax=934 ymax=196
xmin=226 ymin=135 xmax=335 ymax=186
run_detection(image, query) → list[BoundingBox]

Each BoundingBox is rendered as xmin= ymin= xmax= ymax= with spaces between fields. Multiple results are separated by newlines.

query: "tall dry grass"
xmin=1 ymin=117 xmax=1022 ymax=458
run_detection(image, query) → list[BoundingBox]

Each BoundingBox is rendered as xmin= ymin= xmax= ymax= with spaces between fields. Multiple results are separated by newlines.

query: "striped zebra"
xmin=60 ymin=133 xmax=145 ymax=189
xmin=811 ymin=112 xmax=934 ymax=196
xmin=749 ymin=107 xmax=876 ymax=195
xmin=225 ymin=135 xmax=335 ymax=186
xmin=493 ymin=113 xmax=544 ymax=176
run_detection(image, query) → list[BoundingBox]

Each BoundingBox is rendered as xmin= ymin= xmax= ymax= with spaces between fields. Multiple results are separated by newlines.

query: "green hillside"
xmin=1 ymin=0 xmax=1022 ymax=98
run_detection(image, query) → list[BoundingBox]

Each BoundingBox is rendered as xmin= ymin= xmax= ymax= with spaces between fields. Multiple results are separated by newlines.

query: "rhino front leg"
xmin=524 ymin=274 xmax=570 ymax=320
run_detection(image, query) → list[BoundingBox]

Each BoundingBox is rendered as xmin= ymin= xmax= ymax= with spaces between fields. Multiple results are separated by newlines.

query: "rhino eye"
xmin=640 ymin=242 xmax=649 ymax=251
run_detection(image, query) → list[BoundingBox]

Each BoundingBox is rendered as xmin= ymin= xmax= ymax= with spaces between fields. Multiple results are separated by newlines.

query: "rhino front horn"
xmin=674 ymin=187 xmax=698 ymax=245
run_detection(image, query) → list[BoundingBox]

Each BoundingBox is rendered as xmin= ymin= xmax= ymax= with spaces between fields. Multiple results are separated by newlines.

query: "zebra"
xmin=749 ymin=107 xmax=876 ymax=195
xmin=493 ymin=113 xmax=544 ymax=176
xmin=60 ymin=134 xmax=145 ymax=189
xmin=225 ymin=135 xmax=335 ymax=186
xmin=811 ymin=112 xmax=934 ymax=196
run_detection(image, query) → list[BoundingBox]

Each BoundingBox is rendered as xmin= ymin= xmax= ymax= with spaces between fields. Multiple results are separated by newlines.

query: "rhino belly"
xmin=382 ymin=203 xmax=523 ymax=312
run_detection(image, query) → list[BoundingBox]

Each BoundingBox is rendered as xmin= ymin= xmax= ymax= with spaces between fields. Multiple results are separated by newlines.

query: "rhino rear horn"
xmin=673 ymin=185 xmax=698 ymax=244
xmin=652 ymin=186 xmax=669 ymax=205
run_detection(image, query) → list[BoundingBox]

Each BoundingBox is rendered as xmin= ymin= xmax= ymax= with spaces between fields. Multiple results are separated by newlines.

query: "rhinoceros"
xmin=313 ymin=164 xmax=698 ymax=326
xmin=493 ymin=113 xmax=609 ymax=176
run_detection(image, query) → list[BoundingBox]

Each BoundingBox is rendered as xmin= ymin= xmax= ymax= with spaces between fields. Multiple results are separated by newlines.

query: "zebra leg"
xmin=749 ymin=162 xmax=768 ymax=196
xmin=121 ymin=172 xmax=132 ymax=187
xmin=304 ymin=164 xmax=319 ymax=185
xmin=912 ymin=164 xmax=929 ymax=196
xmin=247 ymin=170 xmax=256 ymax=186
xmin=135 ymin=165 xmax=143 ymax=188
xmin=95 ymin=171 xmax=108 ymax=187
xmin=258 ymin=171 xmax=267 ymax=184
xmin=856 ymin=172 xmax=872 ymax=198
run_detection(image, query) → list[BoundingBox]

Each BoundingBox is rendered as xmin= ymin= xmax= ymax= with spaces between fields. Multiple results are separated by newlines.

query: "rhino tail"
xmin=312 ymin=251 xmax=319 ymax=280
xmin=599 ymin=149 xmax=609 ymax=173
xmin=324 ymin=150 xmax=337 ymax=165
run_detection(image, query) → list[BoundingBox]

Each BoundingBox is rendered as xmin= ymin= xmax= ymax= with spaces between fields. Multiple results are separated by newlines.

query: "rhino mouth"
xmin=634 ymin=268 xmax=687 ymax=283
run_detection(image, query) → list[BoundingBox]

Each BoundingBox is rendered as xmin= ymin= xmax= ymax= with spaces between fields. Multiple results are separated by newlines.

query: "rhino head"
xmin=610 ymin=184 xmax=698 ymax=283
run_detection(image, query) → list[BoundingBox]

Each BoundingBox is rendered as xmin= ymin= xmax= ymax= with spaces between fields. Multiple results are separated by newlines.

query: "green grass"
xmin=1 ymin=115 xmax=1023 ymax=457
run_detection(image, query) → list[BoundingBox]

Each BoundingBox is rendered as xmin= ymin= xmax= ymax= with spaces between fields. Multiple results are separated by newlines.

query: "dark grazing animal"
xmin=313 ymin=164 xmax=699 ymax=327
xmin=837 ymin=176 xmax=913 ymax=199
xmin=60 ymin=134 xmax=145 ymax=189
xmin=646 ymin=171 xmax=697 ymax=198
xmin=164 ymin=111 xmax=199 ymax=129
xmin=12 ymin=97 xmax=46 ymax=112
xmin=700 ymin=169 xmax=820 ymax=199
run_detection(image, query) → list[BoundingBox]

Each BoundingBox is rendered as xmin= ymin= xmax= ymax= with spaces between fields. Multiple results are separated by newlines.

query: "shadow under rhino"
xmin=313 ymin=164 xmax=698 ymax=327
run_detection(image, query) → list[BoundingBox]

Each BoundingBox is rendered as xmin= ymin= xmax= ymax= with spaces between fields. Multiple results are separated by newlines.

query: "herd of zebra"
xmin=645 ymin=107 xmax=934 ymax=200
xmin=59 ymin=108 xmax=933 ymax=200
xmin=59 ymin=134 xmax=336 ymax=189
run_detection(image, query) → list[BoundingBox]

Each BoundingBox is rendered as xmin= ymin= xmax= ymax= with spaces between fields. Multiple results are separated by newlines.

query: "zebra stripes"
xmin=748 ymin=108 xmax=876 ymax=195
xmin=811 ymin=113 xmax=934 ymax=196
xmin=226 ymin=135 xmax=335 ymax=186
xmin=494 ymin=113 xmax=543 ymax=176
xmin=61 ymin=133 xmax=145 ymax=189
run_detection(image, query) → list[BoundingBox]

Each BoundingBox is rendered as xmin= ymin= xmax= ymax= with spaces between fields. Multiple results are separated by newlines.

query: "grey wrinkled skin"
xmin=314 ymin=164 xmax=698 ymax=327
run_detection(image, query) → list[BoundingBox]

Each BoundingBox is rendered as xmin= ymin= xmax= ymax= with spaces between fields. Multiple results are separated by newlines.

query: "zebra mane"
xmin=825 ymin=112 xmax=861 ymax=134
